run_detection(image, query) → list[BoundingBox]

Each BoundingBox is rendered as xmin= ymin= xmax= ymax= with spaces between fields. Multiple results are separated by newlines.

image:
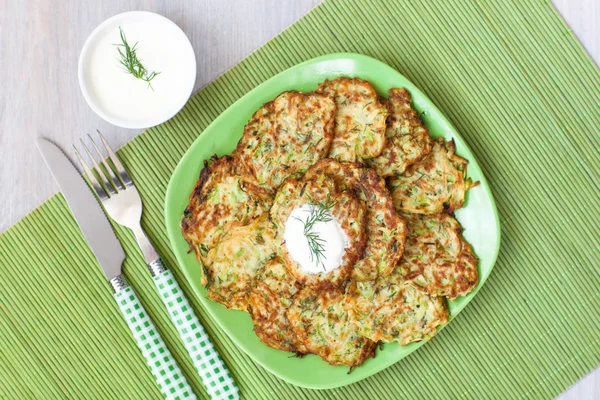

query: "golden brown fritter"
xmin=204 ymin=214 xmax=278 ymax=311
xmin=304 ymin=159 xmax=407 ymax=281
xmin=270 ymin=175 xmax=368 ymax=288
xmin=232 ymin=91 xmax=336 ymax=192
xmin=248 ymin=257 xmax=307 ymax=353
xmin=366 ymin=88 xmax=434 ymax=177
xmin=398 ymin=213 xmax=478 ymax=299
xmin=288 ymin=286 xmax=377 ymax=367
xmin=388 ymin=138 xmax=478 ymax=214
xmin=181 ymin=156 xmax=271 ymax=281
xmin=317 ymin=78 xmax=388 ymax=162
xmin=346 ymin=274 xmax=448 ymax=344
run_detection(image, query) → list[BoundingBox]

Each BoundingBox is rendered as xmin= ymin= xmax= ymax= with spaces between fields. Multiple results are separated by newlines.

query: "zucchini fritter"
xmin=346 ymin=274 xmax=448 ymax=344
xmin=270 ymin=175 xmax=368 ymax=288
xmin=317 ymin=78 xmax=388 ymax=162
xmin=248 ymin=257 xmax=307 ymax=353
xmin=204 ymin=214 xmax=278 ymax=311
xmin=233 ymin=91 xmax=336 ymax=192
xmin=399 ymin=213 xmax=478 ymax=299
xmin=388 ymin=138 xmax=477 ymax=214
xmin=366 ymin=88 xmax=433 ymax=177
xmin=288 ymin=287 xmax=377 ymax=366
xmin=181 ymin=156 xmax=271 ymax=280
xmin=305 ymin=159 xmax=407 ymax=281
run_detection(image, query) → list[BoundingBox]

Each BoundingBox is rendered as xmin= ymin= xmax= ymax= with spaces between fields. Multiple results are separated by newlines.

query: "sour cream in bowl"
xmin=78 ymin=11 xmax=196 ymax=129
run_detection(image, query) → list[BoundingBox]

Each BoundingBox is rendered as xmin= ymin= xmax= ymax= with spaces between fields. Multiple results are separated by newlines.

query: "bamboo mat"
xmin=2 ymin=0 xmax=600 ymax=398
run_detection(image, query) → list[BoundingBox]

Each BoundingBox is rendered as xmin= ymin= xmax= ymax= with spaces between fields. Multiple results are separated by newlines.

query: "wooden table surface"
xmin=0 ymin=0 xmax=598 ymax=398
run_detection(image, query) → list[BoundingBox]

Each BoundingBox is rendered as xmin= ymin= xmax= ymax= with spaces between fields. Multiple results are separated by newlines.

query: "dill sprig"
xmin=115 ymin=27 xmax=161 ymax=90
xmin=294 ymin=196 xmax=336 ymax=271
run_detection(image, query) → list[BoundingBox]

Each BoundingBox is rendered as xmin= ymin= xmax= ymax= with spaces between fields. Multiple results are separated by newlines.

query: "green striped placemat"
xmin=2 ymin=0 xmax=600 ymax=398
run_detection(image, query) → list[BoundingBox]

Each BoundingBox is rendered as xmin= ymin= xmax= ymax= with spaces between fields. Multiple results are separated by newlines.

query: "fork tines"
xmin=74 ymin=130 xmax=132 ymax=200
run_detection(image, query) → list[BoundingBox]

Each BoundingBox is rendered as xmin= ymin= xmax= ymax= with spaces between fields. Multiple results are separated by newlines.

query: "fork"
xmin=74 ymin=131 xmax=239 ymax=400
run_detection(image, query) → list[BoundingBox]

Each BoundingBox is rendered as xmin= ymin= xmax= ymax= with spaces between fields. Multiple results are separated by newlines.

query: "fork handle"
xmin=150 ymin=260 xmax=239 ymax=400
xmin=111 ymin=277 xmax=197 ymax=400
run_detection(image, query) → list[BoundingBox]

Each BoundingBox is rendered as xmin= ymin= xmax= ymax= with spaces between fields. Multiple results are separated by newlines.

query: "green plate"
xmin=165 ymin=53 xmax=500 ymax=389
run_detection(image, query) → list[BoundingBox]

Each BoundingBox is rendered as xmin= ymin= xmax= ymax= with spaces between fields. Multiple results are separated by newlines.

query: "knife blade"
xmin=37 ymin=138 xmax=125 ymax=281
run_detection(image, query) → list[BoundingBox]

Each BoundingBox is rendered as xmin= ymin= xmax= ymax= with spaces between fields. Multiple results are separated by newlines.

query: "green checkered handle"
xmin=111 ymin=277 xmax=197 ymax=400
xmin=150 ymin=259 xmax=239 ymax=400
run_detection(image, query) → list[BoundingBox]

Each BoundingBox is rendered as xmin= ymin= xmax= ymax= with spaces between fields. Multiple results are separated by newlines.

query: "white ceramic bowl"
xmin=78 ymin=11 xmax=197 ymax=129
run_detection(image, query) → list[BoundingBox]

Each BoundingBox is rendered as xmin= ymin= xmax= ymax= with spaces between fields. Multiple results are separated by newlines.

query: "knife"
xmin=37 ymin=138 xmax=197 ymax=400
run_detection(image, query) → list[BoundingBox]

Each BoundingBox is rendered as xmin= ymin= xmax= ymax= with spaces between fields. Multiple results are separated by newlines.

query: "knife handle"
xmin=149 ymin=259 xmax=239 ymax=400
xmin=111 ymin=277 xmax=197 ymax=400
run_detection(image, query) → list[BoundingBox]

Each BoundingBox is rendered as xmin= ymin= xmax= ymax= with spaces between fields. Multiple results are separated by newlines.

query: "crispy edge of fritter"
xmin=180 ymin=155 xmax=232 ymax=284
xmin=181 ymin=155 xmax=271 ymax=285
xmin=400 ymin=213 xmax=479 ymax=299
xmin=232 ymin=91 xmax=336 ymax=193
xmin=304 ymin=158 xmax=408 ymax=281
xmin=353 ymin=165 xmax=407 ymax=280
xmin=388 ymin=138 xmax=478 ymax=214
xmin=181 ymin=155 xmax=230 ymax=246
xmin=247 ymin=257 xmax=307 ymax=354
xmin=346 ymin=278 xmax=449 ymax=345
xmin=303 ymin=158 xmax=364 ymax=191
xmin=317 ymin=77 xmax=388 ymax=162
xmin=288 ymin=286 xmax=378 ymax=367
xmin=443 ymin=139 xmax=479 ymax=213
xmin=204 ymin=214 xmax=278 ymax=311
xmin=366 ymin=88 xmax=434 ymax=177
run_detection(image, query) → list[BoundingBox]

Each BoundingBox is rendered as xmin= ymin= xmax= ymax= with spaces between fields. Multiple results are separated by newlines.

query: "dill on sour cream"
xmin=284 ymin=201 xmax=349 ymax=274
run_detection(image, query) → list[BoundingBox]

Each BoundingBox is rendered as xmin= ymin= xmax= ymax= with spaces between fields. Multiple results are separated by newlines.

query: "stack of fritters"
xmin=181 ymin=78 xmax=479 ymax=368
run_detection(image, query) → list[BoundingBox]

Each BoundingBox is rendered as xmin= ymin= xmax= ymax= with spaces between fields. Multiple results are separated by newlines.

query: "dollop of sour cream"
xmin=284 ymin=203 xmax=349 ymax=274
